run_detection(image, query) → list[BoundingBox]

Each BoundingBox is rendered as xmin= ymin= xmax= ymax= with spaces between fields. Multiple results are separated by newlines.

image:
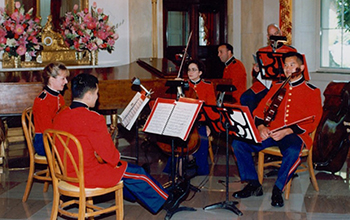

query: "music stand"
xmin=201 ymin=104 xmax=262 ymax=216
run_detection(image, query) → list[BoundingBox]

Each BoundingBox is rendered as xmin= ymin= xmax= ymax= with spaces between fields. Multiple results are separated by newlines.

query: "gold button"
xmin=286 ymin=114 xmax=289 ymax=117
xmin=286 ymin=109 xmax=289 ymax=113
xmin=285 ymin=120 xmax=288 ymax=123
xmin=288 ymin=99 xmax=291 ymax=102
xmin=289 ymin=93 xmax=292 ymax=96
xmin=287 ymin=105 xmax=290 ymax=107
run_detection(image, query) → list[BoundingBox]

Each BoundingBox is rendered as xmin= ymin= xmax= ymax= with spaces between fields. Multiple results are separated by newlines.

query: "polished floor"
xmin=1 ymin=128 xmax=350 ymax=220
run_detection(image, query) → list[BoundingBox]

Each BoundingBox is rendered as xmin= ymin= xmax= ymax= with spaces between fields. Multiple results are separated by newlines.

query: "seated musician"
xmin=240 ymin=23 xmax=297 ymax=113
xmin=164 ymin=60 xmax=217 ymax=178
xmin=32 ymin=62 xmax=69 ymax=156
xmin=231 ymin=52 xmax=322 ymax=207
xmin=53 ymin=73 xmax=189 ymax=215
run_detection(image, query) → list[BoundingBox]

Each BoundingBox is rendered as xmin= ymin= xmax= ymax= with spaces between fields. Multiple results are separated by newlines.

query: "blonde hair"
xmin=42 ymin=62 xmax=69 ymax=85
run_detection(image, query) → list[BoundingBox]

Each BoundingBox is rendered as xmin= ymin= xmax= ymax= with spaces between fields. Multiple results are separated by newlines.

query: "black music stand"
xmin=202 ymin=104 xmax=262 ymax=216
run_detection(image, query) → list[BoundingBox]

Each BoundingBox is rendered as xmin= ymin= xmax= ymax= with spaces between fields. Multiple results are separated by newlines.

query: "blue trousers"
xmin=122 ymin=163 xmax=168 ymax=214
xmin=240 ymin=88 xmax=269 ymax=113
xmin=33 ymin=133 xmax=46 ymax=156
xmin=231 ymin=133 xmax=303 ymax=190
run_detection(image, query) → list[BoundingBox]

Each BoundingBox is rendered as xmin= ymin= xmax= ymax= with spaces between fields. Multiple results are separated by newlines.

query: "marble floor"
xmin=1 ymin=129 xmax=350 ymax=220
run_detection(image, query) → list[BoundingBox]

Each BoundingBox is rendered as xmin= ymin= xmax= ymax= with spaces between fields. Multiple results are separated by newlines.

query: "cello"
xmin=313 ymin=81 xmax=350 ymax=173
xmin=155 ymin=31 xmax=201 ymax=156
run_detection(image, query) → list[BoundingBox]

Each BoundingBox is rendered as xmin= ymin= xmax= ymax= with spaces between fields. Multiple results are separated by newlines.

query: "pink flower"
xmin=92 ymin=2 xmax=97 ymax=8
xmin=16 ymin=45 xmax=26 ymax=55
xmin=0 ymin=37 xmax=6 ymax=44
xmin=14 ymin=24 xmax=24 ymax=35
xmin=73 ymin=4 xmax=79 ymax=12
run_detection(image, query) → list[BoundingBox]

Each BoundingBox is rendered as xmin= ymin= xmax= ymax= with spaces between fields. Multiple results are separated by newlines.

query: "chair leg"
xmin=86 ymin=197 xmax=94 ymax=220
xmin=284 ymin=179 xmax=292 ymax=200
xmin=208 ymin=136 xmax=214 ymax=164
xmin=43 ymin=168 xmax=50 ymax=192
xmin=307 ymin=153 xmax=319 ymax=191
xmin=115 ymin=187 xmax=124 ymax=220
xmin=257 ymin=152 xmax=265 ymax=184
xmin=22 ymin=160 xmax=35 ymax=202
xmin=50 ymin=187 xmax=59 ymax=220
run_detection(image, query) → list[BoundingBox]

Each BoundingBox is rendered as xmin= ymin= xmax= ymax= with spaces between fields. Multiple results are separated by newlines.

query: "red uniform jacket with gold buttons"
xmin=33 ymin=86 xmax=65 ymax=134
xmin=253 ymin=76 xmax=323 ymax=149
xmin=188 ymin=79 xmax=217 ymax=122
xmin=222 ymin=57 xmax=247 ymax=104
xmin=53 ymin=102 xmax=127 ymax=188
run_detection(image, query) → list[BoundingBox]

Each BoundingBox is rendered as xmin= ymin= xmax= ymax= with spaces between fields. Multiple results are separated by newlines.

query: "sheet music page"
xmin=228 ymin=110 xmax=261 ymax=143
xmin=163 ymin=102 xmax=198 ymax=140
xmin=119 ymin=92 xmax=150 ymax=130
xmin=143 ymin=102 xmax=174 ymax=134
xmin=257 ymin=71 xmax=272 ymax=89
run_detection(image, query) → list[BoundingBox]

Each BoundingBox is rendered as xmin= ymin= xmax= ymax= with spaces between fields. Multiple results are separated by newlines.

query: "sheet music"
xmin=143 ymin=102 xmax=174 ymax=134
xmin=257 ymin=58 xmax=272 ymax=89
xmin=119 ymin=92 xmax=150 ymax=130
xmin=163 ymin=102 xmax=198 ymax=139
xmin=143 ymin=98 xmax=203 ymax=140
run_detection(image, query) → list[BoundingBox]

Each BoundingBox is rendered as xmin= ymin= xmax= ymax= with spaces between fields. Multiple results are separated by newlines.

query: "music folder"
xmin=119 ymin=92 xmax=150 ymax=130
xmin=143 ymin=97 xmax=203 ymax=141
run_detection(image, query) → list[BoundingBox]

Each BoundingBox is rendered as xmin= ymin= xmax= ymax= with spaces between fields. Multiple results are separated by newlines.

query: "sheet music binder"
xmin=119 ymin=92 xmax=150 ymax=130
xmin=202 ymin=103 xmax=262 ymax=144
xmin=143 ymin=97 xmax=203 ymax=141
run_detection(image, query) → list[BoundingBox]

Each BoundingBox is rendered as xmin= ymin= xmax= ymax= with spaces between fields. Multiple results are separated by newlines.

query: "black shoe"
xmin=184 ymin=158 xmax=198 ymax=180
xmin=271 ymin=185 xmax=284 ymax=207
xmin=163 ymin=180 xmax=190 ymax=212
xmin=232 ymin=182 xmax=263 ymax=198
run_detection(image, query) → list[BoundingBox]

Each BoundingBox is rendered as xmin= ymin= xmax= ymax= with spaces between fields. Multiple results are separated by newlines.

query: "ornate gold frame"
xmin=4 ymin=0 xmax=89 ymax=17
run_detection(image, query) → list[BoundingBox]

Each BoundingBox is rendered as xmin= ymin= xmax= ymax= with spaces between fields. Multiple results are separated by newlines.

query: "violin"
xmin=264 ymin=68 xmax=301 ymax=126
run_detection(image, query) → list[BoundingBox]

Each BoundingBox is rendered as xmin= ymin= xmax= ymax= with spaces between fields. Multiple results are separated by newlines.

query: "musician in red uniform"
xmin=240 ymin=23 xmax=297 ymax=113
xmin=53 ymin=73 xmax=188 ymax=215
xmin=163 ymin=60 xmax=217 ymax=177
xmin=231 ymin=52 xmax=322 ymax=207
xmin=218 ymin=43 xmax=247 ymax=104
xmin=32 ymin=62 xmax=69 ymax=156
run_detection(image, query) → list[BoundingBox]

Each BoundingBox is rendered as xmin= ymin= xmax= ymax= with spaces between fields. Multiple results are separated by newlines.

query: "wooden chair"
xmin=257 ymin=130 xmax=319 ymax=200
xmin=43 ymin=129 xmax=124 ymax=220
xmin=22 ymin=107 xmax=51 ymax=202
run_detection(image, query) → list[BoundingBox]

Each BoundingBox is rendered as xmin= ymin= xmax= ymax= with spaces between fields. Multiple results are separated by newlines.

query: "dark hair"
xmin=186 ymin=59 xmax=206 ymax=77
xmin=218 ymin=43 xmax=233 ymax=54
xmin=71 ymin=73 xmax=99 ymax=99
xmin=282 ymin=52 xmax=304 ymax=65
xmin=42 ymin=62 xmax=69 ymax=85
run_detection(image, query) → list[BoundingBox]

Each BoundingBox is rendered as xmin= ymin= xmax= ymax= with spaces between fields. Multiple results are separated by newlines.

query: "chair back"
xmin=21 ymin=107 xmax=35 ymax=156
xmin=43 ymin=129 xmax=86 ymax=193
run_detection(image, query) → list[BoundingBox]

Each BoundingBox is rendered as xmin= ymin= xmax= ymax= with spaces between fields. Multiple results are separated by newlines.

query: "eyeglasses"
xmin=188 ymin=68 xmax=199 ymax=72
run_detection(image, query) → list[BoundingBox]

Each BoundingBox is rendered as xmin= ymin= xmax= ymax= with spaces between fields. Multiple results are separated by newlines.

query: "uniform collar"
xmin=70 ymin=101 xmax=88 ymax=109
xmin=44 ymin=85 xmax=60 ymax=96
xmin=189 ymin=79 xmax=202 ymax=85
xmin=225 ymin=56 xmax=236 ymax=66
xmin=289 ymin=75 xmax=305 ymax=87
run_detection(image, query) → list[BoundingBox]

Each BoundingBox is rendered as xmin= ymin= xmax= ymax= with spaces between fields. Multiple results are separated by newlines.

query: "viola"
xmin=263 ymin=68 xmax=301 ymax=126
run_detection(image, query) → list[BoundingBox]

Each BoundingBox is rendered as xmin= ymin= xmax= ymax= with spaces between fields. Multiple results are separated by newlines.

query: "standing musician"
xmin=163 ymin=60 xmax=217 ymax=178
xmin=231 ymin=52 xmax=322 ymax=207
xmin=240 ymin=23 xmax=297 ymax=113
xmin=53 ymin=73 xmax=190 ymax=215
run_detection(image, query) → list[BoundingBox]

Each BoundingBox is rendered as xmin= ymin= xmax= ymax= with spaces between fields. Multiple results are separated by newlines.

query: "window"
xmin=320 ymin=0 xmax=350 ymax=69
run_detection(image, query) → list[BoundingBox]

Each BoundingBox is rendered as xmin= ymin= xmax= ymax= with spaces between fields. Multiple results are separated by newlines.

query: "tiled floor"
xmin=1 ymin=130 xmax=350 ymax=220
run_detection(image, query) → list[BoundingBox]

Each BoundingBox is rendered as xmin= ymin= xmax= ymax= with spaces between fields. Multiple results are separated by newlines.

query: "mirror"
xmin=5 ymin=0 xmax=89 ymax=28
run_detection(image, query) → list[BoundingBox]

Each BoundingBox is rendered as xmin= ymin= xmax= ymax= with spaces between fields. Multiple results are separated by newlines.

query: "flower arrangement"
xmin=0 ymin=1 xmax=41 ymax=58
xmin=61 ymin=2 xmax=119 ymax=53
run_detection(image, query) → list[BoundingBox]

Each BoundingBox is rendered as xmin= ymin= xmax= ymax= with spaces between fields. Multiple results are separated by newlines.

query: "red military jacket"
xmin=53 ymin=101 xmax=127 ymax=188
xmin=253 ymin=76 xmax=323 ymax=149
xmin=188 ymin=79 xmax=217 ymax=122
xmin=33 ymin=86 xmax=65 ymax=134
xmin=251 ymin=44 xmax=297 ymax=94
xmin=222 ymin=57 xmax=247 ymax=104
